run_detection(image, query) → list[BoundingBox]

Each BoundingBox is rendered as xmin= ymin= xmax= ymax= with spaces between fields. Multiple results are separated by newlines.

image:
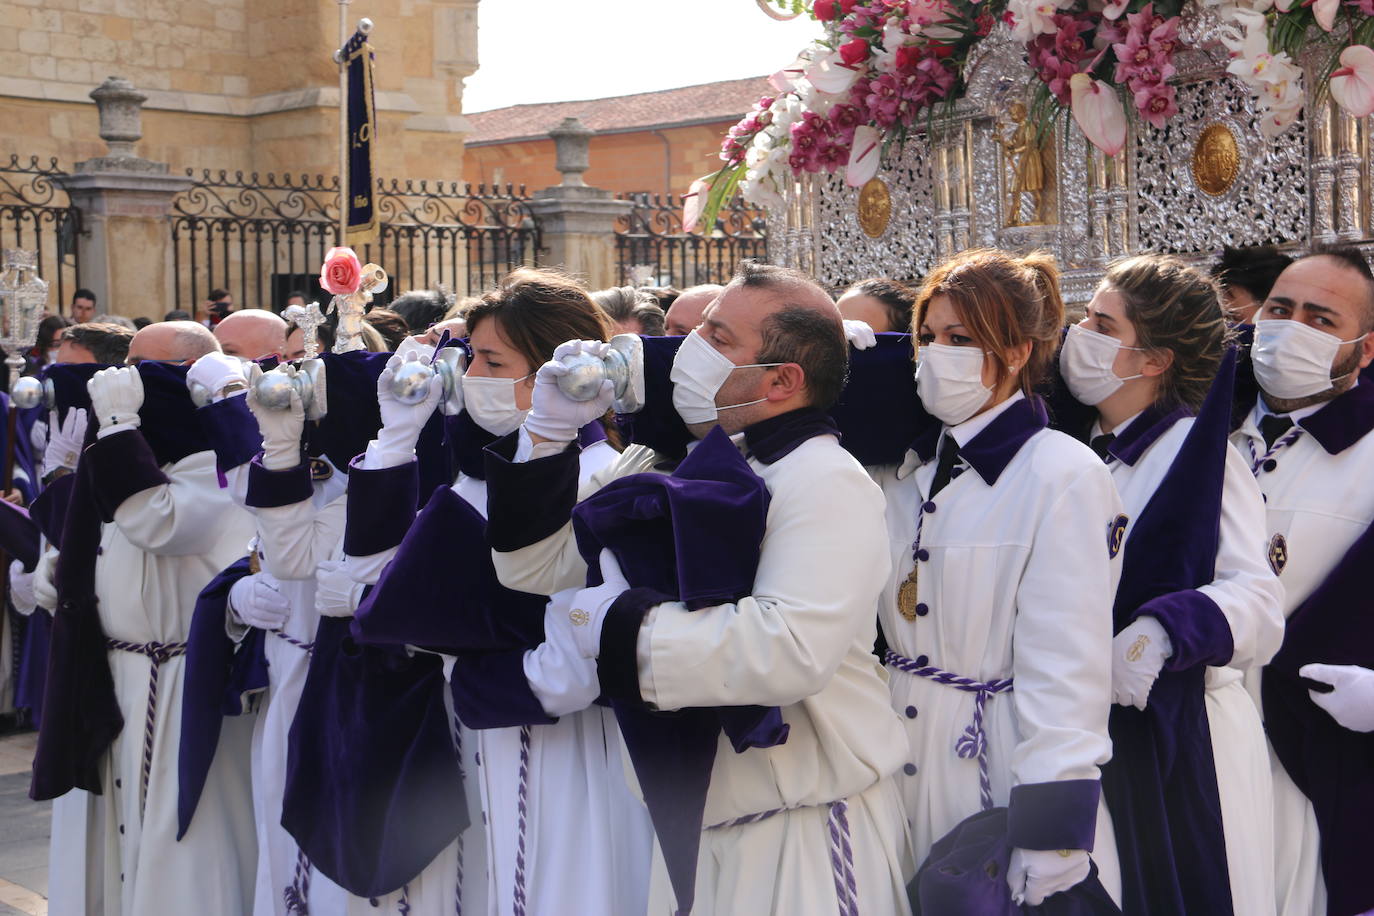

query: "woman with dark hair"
xmin=27 ymin=314 xmax=72 ymax=373
xmin=1058 ymin=253 xmax=1283 ymax=915
xmin=873 ymin=249 xmax=1124 ymax=906
xmin=837 ymin=277 xmax=916 ymax=333
xmin=334 ymin=268 xmax=651 ymax=915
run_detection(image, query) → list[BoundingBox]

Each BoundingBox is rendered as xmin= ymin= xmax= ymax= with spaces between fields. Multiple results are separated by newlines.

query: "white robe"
xmin=1233 ymin=399 xmax=1374 ymax=916
xmin=493 ymin=432 xmax=914 ymax=915
xmin=1106 ymin=417 xmax=1285 ymax=916
xmin=92 ymin=448 xmax=259 ymax=916
xmin=870 ymin=395 xmax=1121 ymax=899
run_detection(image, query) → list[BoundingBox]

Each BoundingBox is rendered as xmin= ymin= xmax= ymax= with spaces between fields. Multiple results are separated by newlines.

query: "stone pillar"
xmin=55 ymin=77 xmax=193 ymax=322
xmin=525 ymin=118 xmax=633 ymax=289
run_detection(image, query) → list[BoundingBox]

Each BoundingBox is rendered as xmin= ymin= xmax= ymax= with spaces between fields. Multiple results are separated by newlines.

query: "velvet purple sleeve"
xmin=482 ymin=433 xmax=581 ymax=553
xmin=342 ymin=458 xmax=418 ymax=557
xmin=1007 ymin=779 xmax=1101 ymax=852
xmin=198 ymin=396 xmax=263 ymax=472
xmin=597 ymin=587 xmax=674 ymax=706
xmin=1134 ymin=589 xmax=1236 ymax=671
xmin=449 ymin=650 xmax=557 ymax=729
xmin=84 ymin=430 xmax=169 ymax=522
xmin=244 ymin=457 xmax=313 ymax=509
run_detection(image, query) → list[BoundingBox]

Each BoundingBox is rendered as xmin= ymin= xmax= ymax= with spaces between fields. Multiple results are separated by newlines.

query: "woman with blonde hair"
xmin=873 ymin=249 xmax=1123 ymax=907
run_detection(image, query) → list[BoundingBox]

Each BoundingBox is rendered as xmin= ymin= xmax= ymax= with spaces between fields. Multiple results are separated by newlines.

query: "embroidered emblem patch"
xmin=309 ymin=457 xmax=333 ymax=481
xmin=1267 ymin=533 xmax=1289 ymax=576
xmin=1107 ymin=515 xmax=1129 ymax=558
xmin=569 ymin=609 xmax=590 ymax=627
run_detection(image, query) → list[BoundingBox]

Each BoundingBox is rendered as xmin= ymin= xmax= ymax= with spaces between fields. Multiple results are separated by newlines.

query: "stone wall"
xmin=0 ymin=0 xmax=478 ymax=180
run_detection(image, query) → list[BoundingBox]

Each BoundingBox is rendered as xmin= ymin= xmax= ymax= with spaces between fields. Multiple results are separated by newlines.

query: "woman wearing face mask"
xmin=336 ymin=268 xmax=652 ymax=916
xmin=1059 ymin=254 xmax=1284 ymax=916
xmin=871 ymin=249 xmax=1124 ymax=908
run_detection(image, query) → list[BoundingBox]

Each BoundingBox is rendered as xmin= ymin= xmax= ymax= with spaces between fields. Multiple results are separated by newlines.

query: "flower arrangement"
xmin=688 ymin=0 xmax=1374 ymax=230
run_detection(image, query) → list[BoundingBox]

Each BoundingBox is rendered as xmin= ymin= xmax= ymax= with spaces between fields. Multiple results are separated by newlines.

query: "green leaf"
xmin=698 ymin=163 xmax=748 ymax=235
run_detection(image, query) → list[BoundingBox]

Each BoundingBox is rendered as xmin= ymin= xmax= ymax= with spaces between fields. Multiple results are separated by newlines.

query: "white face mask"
xmin=1059 ymin=323 xmax=1146 ymax=406
xmin=916 ymin=343 xmax=994 ymax=426
xmin=45 ymin=348 xmax=59 ymax=364
xmin=670 ymin=329 xmax=782 ymax=426
xmin=463 ymin=372 xmax=531 ymax=436
xmin=1252 ymin=318 xmax=1367 ymax=400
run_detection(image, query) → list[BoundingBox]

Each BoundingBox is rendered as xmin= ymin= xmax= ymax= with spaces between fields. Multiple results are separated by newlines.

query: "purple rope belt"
xmin=272 ymin=628 xmax=315 ymax=654
xmin=706 ymin=799 xmax=860 ymax=916
xmin=512 ymin=725 xmax=532 ymax=916
xmin=105 ymin=638 xmax=188 ymax=815
xmin=451 ymin=710 xmax=465 ymax=916
xmin=283 ymin=847 xmax=312 ymax=914
xmin=884 ymin=649 xmax=1012 ymax=811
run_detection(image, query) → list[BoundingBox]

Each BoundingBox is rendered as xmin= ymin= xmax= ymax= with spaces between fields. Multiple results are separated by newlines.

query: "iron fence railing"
xmin=0 ymin=156 xmax=82 ymax=312
xmin=614 ymin=193 xmax=767 ymax=290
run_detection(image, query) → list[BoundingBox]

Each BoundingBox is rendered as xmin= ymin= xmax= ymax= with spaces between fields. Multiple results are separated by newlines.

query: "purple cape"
xmin=281 ymin=618 xmax=469 ymax=898
xmin=1098 ymin=350 xmax=1238 ymax=916
xmin=569 ymin=425 xmax=788 ymax=915
xmin=176 ymin=557 xmax=266 ymax=839
xmin=0 ymin=498 xmax=39 ymax=571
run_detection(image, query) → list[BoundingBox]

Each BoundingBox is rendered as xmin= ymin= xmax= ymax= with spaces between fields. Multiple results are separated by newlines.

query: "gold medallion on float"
xmin=1192 ymin=123 xmax=1240 ymax=197
xmin=858 ymin=178 xmax=892 ymax=238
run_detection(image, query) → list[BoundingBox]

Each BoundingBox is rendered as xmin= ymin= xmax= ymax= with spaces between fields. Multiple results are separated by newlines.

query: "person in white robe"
xmin=486 ymin=261 xmax=914 ymax=915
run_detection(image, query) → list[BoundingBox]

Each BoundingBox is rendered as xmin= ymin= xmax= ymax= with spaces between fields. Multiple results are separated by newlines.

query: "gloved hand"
xmin=567 ymin=548 xmax=630 ymax=658
xmin=315 ymin=559 xmax=366 ymax=618
xmin=367 ymin=353 xmax=443 ymax=467
xmin=1301 ymin=663 xmax=1374 ymax=733
xmin=247 ymin=365 xmax=305 ymax=471
xmin=1007 ymin=847 xmax=1092 ymax=906
xmin=29 ymin=415 xmax=47 ymax=454
xmin=394 ymin=335 xmax=436 ymax=364
xmin=843 ymin=319 xmax=877 ymax=350
xmin=41 ymin=407 xmax=88 ymax=479
xmin=88 ymin=366 xmax=144 ymax=437
xmin=228 ymin=572 xmax=291 ymax=630
xmin=1111 ymin=615 xmax=1172 ymax=710
xmin=187 ymin=351 xmax=247 ymax=402
xmin=8 ymin=559 xmax=36 ymax=617
xmin=522 ymin=340 xmax=615 ymax=445
xmin=525 ymin=588 xmax=602 ymax=717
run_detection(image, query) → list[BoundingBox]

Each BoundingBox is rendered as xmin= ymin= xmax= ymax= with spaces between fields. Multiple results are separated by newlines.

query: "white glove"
xmin=29 ymin=416 xmax=47 ymax=455
xmin=187 ymin=351 xmax=247 ymax=402
xmin=9 ymin=558 xmax=36 ymax=617
xmin=41 ymin=407 xmax=87 ymax=478
xmin=246 ymin=365 xmax=305 ymax=471
xmin=1301 ymin=663 xmax=1374 ymax=733
xmin=525 ymin=588 xmax=602 ymax=717
xmin=227 ymin=572 xmax=291 ymax=630
xmin=522 ymin=340 xmax=615 ymax=444
xmin=366 ymin=353 xmax=443 ymax=468
xmin=88 ymin=366 xmax=144 ymax=437
xmin=394 ymin=335 xmax=436 ymax=364
xmin=1007 ymin=847 xmax=1092 ymax=906
xmin=1112 ymin=616 xmax=1172 ymax=710
xmin=843 ymin=319 xmax=877 ymax=350
xmin=566 ymin=548 xmax=630 ymax=658
xmin=315 ymin=559 xmax=366 ymax=618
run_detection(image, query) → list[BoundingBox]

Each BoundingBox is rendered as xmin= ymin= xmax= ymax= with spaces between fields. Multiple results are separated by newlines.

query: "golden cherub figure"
xmin=995 ymin=101 xmax=1054 ymax=227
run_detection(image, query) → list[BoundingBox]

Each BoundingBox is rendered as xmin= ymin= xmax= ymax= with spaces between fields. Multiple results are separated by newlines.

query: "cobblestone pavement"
xmin=0 ymin=729 xmax=47 ymax=916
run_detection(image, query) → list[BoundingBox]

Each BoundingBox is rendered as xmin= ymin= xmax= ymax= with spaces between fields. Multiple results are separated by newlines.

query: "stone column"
xmin=525 ymin=118 xmax=633 ymax=289
xmin=54 ymin=77 xmax=193 ymax=321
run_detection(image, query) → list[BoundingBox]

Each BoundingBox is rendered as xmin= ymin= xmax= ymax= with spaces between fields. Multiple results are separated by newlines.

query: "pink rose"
xmin=839 ymin=38 xmax=871 ymax=67
xmin=319 ymin=247 xmax=363 ymax=296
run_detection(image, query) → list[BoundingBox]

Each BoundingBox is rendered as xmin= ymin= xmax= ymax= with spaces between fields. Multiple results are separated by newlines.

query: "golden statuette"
xmin=857 ymin=178 xmax=892 ymax=238
xmin=1192 ymin=123 xmax=1240 ymax=197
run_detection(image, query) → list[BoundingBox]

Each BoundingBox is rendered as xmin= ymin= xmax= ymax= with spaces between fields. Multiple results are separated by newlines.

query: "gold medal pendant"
xmin=897 ymin=568 xmax=920 ymax=621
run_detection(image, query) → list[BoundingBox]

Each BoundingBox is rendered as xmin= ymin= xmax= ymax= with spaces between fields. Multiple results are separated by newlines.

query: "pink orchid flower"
xmin=1069 ymin=73 xmax=1127 ymax=155
xmin=1330 ymin=44 xmax=1374 ymax=118
xmin=846 ymin=126 xmax=882 ymax=187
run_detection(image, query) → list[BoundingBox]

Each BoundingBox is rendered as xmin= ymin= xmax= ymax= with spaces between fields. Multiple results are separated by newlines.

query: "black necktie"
xmin=1089 ymin=433 xmax=1116 ymax=462
xmin=930 ymin=434 xmax=961 ymax=498
xmin=1259 ymin=415 xmax=1294 ymax=450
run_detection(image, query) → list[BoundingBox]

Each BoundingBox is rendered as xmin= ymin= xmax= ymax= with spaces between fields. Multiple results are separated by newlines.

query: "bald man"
xmin=50 ymin=326 xmax=258 ymax=915
xmin=213 ymin=309 xmax=287 ymax=361
xmin=486 ymin=261 xmax=910 ymax=914
xmin=663 ymin=284 xmax=722 ymax=336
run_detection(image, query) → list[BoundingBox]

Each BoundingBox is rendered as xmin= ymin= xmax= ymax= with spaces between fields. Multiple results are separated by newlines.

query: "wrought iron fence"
xmin=614 ymin=193 xmax=767 ymax=290
xmin=0 ymin=156 xmax=82 ymax=312
xmin=170 ymin=171 xmax=540 ymax=313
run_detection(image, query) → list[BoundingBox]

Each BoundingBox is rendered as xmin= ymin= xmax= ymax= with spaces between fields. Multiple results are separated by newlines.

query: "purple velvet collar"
xmin=1298 ymin=373 xmax=1374 ymax=455
xmin=1108 ymin=404 xmax=1192 ymax=467
xmin=741 ymin=407 xmax=840 ymax=464
xmin=914 ymin=396 xmax=1049 ymax=485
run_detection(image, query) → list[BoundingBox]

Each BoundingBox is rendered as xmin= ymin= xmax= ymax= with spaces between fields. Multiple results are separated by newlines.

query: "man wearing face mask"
xmin=481 ymin=260 xmax=910 ymax=915
xmin=1232 ymin=245 xmax=1374 ymax=916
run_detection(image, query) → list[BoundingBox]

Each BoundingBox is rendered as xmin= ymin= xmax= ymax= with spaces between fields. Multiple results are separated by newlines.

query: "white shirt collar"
xmin=1252 ymin=395 xmax=1324 ymax=425
xmin=1090 ymin=409 xmax=1143 ymax=442
xmin=947 ymin=391 xmax=1025 ymax=449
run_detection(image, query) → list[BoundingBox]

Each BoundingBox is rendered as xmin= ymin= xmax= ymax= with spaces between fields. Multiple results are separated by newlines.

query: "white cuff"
xmin=96 ymin=421 xmax=139 ymax=439
xmin=361 ymin=438 xmax=414 ymax=470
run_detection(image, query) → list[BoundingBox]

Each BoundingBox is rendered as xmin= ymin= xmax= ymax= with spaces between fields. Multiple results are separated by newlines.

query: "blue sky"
xmin=462 ymin=0 xmax=821 ymax=113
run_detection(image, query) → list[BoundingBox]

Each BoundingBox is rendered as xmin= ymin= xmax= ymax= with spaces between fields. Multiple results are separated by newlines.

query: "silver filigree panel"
xmin=1134 ymin=76 xmax=1308 ymax=253
xmin=811 ymin=141 xmax=938 ymax=288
